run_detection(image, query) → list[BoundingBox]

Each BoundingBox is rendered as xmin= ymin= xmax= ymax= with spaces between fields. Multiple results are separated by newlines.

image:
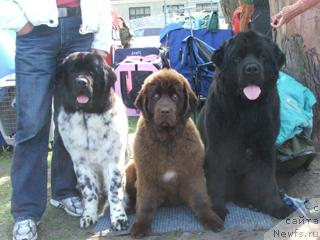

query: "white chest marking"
xmin=162 ymin=170 xmax=177 ymax=182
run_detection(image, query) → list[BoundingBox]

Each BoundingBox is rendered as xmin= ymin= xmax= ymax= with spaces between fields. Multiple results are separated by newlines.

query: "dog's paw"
xmin=111 ymin=217 xmax=129 ymax=231
xmin=80 ymin=213 xmax=98 ymax=229
xmin=272 ymin=205 xmax=294 ymax=219
xmin=201 ymin=213 xmax=224 ymax=232
xmin=212 ymin=206 xmax=229 ymax=221
xmin=130 ymin=222 xmax=150 ymax=239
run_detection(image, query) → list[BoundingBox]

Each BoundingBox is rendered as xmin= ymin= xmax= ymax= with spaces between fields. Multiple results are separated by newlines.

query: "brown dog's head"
xmin=135 ymin=69 xmax=198 ymax=128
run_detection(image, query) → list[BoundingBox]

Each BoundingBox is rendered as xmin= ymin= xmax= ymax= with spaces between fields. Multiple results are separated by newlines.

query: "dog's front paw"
xmin=201 ymin=213 xmax=224 ymax=232
xmin=130 ymin=222 xmax=150 ymax=239
xmin=111 ymin=217 xmax=129 ymax=231
xmin=272 ymin=205 xmax=294 ymax=219
xmin=212 ymin=206 xmax=229 ymax=221
xmin=80 ymin=213 xmax=98 ymax=228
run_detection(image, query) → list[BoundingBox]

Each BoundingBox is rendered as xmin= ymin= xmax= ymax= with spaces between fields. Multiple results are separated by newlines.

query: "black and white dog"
xmin=57 ymin=52 xmax=128 ymax=230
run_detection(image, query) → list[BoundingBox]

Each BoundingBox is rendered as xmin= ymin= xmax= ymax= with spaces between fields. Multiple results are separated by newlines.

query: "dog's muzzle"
xmin=74 ymin=77 xmax=91 ymax=104
xmin=239 ymin=56 xmax=264 ymax=101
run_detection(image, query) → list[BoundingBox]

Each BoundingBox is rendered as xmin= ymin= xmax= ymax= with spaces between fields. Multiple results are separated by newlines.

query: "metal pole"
xmin=164 ymin=0 xmax=167 ymax=25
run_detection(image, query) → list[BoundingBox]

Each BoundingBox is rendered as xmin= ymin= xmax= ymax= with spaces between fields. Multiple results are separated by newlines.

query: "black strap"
xmin=58 ymin=7 xmax=81 ymax=18
xmin=272 ymin=28 xmax=278 ymax=43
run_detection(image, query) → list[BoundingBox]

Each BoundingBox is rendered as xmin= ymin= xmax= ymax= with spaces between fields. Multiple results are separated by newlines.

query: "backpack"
xmin=276 ymin=130 xmax=317 ymax=173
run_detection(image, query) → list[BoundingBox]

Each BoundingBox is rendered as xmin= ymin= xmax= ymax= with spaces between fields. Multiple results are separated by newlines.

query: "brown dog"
xmin=125 ymin=69 xmax=223 ymax=238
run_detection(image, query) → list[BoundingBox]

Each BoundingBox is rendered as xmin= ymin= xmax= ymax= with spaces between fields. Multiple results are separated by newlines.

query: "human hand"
xmin=271 ymin=3 xmax=303 ymax=28
xmin=271 ymin=11 xmax=285 ymax=28
xmin=17 ymin=22 xmax=34 ymax=36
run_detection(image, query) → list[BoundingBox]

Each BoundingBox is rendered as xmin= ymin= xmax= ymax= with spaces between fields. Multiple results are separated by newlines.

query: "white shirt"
xmin=0 ymin=0 xmax=112 ymax=51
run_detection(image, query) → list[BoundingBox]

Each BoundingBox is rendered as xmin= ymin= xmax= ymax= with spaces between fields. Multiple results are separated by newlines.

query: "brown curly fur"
xmin=125 ymin=69 xmax=223 ymax=238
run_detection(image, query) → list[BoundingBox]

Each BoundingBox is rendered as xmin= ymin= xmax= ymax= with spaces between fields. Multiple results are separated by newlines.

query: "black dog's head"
xmin=57 ymin=52 xmax=116 ymax=113
xmin=135 ymin=69 xmax=198 ymax=128
xmin=212 ymin=30 xmax=285 ymax=101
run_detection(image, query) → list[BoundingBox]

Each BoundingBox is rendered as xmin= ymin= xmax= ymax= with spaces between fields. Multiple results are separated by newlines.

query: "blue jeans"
xmin=11 ymin=16 xmax=93 ymax=222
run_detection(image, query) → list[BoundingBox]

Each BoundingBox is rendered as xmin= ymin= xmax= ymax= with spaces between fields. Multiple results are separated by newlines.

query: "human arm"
xmin=89 ymin=0 xmax=112 ymax=53
xmin=271 ymin=0 xmax=320 ymax=28
xmin=0 ymin=0 xmax=30 ymax=33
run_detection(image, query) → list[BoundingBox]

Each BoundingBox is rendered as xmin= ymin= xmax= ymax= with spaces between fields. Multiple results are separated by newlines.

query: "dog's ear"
xmin=135 ymin=86 xmax=151 ymax=120
xmin=104 ymin=63 xmax=116 ymax=89
xmin=211 ymin=44 xmax=225 ymax=69
xmin=57 ymin=52 xmax=81 ymax=86
xmin=55 ymin=58 xmax=75 ymax=111
xmin=212 ymin=37 xmax=236 ymax=70
xmin=182 ymin=81 xmax=198 ymax=121
xmin=55 ymin=63 xmax=65 ymax=84
xmin=55 ymin=63 xmax=66 ymax=100
xmin=272 ymin=42 xmax=286 ymax=69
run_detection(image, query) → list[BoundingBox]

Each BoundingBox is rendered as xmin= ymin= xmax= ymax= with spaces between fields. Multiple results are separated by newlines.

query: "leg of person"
xmin=11 ymin=24 xmax=60 ymax=240
xmin=251 ymin=3 xmax=272 ymax=38
xmin=50 ymin=15 xmax=93 ymax=217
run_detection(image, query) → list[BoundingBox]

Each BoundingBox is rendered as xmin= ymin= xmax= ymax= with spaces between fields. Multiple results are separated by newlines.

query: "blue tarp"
xmin=276 ymin=72 xmax=316 ymax=145
xmin=0 ymin=30 xmax=15 ymax=78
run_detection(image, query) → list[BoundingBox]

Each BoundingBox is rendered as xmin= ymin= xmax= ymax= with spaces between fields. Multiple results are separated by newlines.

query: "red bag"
xmin=232 ymin=6 xmax=242 ymax=34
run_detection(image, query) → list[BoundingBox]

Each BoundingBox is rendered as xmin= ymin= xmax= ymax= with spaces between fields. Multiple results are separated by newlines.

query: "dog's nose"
xmin=75 ymin=78 xmax=88 ymax=88
xmin=160 ymin=107 xmax=171 ymax=115
xmin=244 ymin=63 xmax=260 ymax=75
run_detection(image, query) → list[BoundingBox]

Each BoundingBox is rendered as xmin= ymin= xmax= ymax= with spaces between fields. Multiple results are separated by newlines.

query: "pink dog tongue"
xmin=77 ymin=95 xmax=89 ymax=104
xmin=243 ymin=85 xmax=261 ymax=100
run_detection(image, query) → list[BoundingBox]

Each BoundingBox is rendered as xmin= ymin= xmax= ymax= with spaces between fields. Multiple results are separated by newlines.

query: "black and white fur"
xmin=56 ymin=52 xmax=129 ymax=230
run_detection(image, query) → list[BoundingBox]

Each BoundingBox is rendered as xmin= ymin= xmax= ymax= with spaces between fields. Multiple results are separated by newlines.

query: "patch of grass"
xmin=0 ymin=150 xmax=13 ymax=240
xmin=128 ymin=116 xmax=139 ymax=134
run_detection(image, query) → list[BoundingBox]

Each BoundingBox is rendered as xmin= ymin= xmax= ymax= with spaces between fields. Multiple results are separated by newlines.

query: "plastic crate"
xmin=0 ymin=73 xmax=16 ymax=145
xmin=114 ymin=55 xmax=162 ymax=116
xmin=0 ymin=74 xmax=55 ymax=146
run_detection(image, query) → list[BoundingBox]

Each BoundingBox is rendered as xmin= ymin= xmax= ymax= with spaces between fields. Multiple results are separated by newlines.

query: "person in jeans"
xmin=0 ymin=0 xmax=111 ymax=239
xmin=250 ymin=0 xmax=272 ymax=38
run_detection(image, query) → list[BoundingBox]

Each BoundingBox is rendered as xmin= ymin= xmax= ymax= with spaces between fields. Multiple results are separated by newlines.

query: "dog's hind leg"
xmin=180 ymin=177 xmax=224 ymax=232
xmin=243 ymin=162 xmax=293 ymax=219
xmin=105 ymin=163 xmax=129 ymax=231
xmin=74 ymin=164 xmax=100 ymax=228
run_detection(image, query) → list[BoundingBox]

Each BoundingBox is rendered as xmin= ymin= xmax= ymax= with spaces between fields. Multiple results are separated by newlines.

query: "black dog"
xmin=198 ymin=31 xmax=293 ymax=220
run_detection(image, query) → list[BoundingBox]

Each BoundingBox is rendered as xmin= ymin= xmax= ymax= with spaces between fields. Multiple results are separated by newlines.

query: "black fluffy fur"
xmin=198 ymin=31 xmax=293 ymax=220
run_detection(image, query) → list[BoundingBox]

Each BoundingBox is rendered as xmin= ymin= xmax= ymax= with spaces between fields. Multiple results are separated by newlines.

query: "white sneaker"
xmin=50 ymin=196 xmax=83 ymax=217
xmin=12 ymin=219 xmax=39 ymax=240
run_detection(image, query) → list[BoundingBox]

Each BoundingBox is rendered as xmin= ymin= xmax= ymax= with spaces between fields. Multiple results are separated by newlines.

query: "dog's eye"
xmin=171 ymin=94 xmax=178 ymax=101
xmin=152 ymin=93 xmax=160 ymax=100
